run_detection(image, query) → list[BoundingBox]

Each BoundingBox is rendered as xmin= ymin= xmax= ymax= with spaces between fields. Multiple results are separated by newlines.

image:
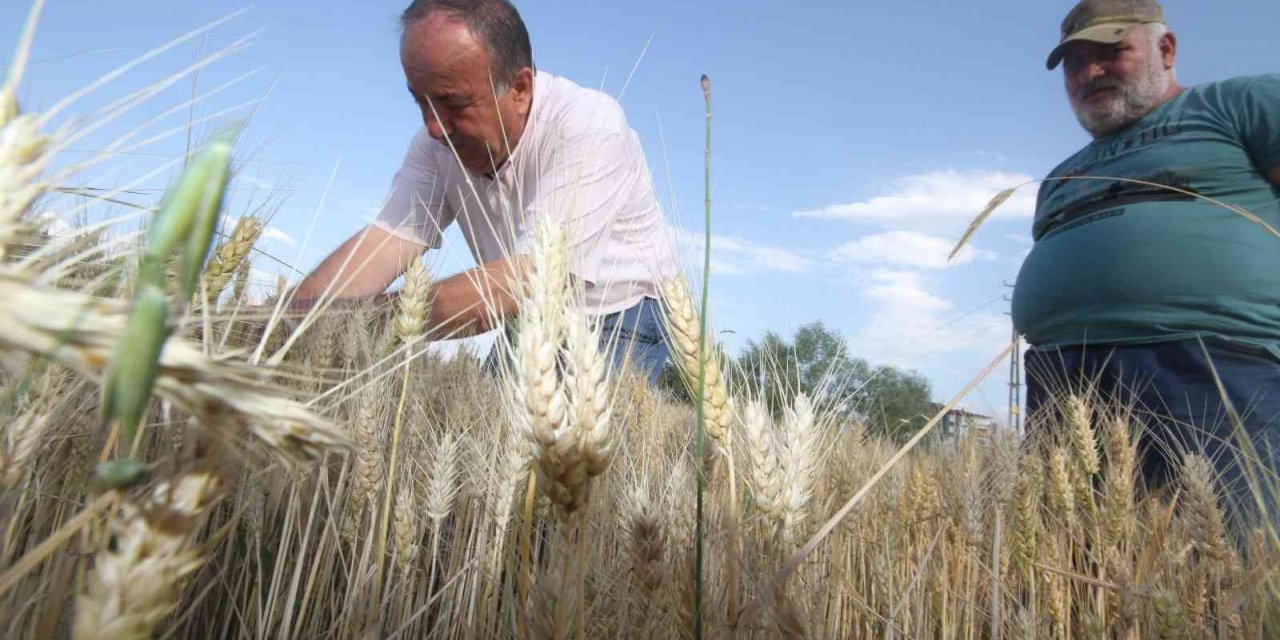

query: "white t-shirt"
xmin=373 ymin=71 xmax=676 ymax=316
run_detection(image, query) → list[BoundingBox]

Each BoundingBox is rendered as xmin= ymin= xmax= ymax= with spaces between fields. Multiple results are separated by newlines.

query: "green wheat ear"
xmin=101 ymin=285 xmax=169 ymax=456
xmin=144 ymin=130 xmax=237 ymax=298
xmin=176 ymin=134 xmax=235 ymax=299
xmin=96 ymin=132 xmax=236 ymax=488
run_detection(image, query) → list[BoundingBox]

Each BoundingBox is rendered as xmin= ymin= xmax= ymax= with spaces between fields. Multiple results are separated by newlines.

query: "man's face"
xmin=401 ymin=13 xmax=533 ymax=174
xmin=1061 ymin=26 xmax=1174 ymax=137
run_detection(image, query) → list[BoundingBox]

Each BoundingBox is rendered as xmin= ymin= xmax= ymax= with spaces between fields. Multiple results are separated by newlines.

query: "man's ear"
xmin=1160 ymin=31 xmax=1177 ymax=69
xmin=510 ymin=67 xmax=534 ymax=116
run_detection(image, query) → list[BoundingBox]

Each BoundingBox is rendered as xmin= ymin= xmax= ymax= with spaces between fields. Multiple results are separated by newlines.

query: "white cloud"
xmin=40 ymin=215 xmax=75 ymax=237
xmin=673 ymin=227 xmax=813 ymax=275
xmin=235 ymin=174 xmax=277 ymax=191
xmin=793 ymin=169 xmax=1036 ymax=224
xmin=846 ymin=269 xmax=1009 ymax=370
xmin=224 ymin=215 xmax=297 ymax=247
xmin=828 ymin=230 xmax=993 ymax=270
xmin=261 ymin=227 xmax=296 ymax=245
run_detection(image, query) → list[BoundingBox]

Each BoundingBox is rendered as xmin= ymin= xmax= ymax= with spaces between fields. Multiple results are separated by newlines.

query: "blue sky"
xmin=3 ymin=0 xmax=1278 ymax=419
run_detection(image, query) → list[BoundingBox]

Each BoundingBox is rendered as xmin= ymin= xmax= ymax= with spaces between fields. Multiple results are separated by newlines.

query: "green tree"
xmin=732 ymin=322 xmax=933 ymax=442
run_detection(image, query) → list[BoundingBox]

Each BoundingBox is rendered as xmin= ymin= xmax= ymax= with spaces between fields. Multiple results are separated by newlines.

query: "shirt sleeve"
xmin=372 ymin=127 xmax=456 ymax=248
xmin=515 ymin=126 xmax=641 ymax=286
xmin=1232 ymin=75 xmax=1280 ymax=174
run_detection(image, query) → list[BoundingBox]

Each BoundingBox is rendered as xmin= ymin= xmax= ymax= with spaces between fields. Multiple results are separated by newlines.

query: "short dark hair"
xmin=400 ymin=0 xmax=534 ymax=89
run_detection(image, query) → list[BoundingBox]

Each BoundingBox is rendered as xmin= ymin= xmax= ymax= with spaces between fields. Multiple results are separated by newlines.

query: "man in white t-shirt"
xmin=294 ymin=0 xmax=677 ymax=382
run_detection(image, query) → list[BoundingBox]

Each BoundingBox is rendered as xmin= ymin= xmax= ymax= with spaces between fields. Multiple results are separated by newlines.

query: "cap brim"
xmin=1045 ymin=22 xmax=1140 ymax=70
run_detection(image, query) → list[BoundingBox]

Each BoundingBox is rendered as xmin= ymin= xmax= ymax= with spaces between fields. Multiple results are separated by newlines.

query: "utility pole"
xmin=1003 ymin=281 xmax=1022 ymax=434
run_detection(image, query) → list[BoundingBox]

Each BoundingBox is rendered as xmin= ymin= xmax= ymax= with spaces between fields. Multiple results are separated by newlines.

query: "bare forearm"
xmin=1268 ymin=166 xmax=1280 ymax=188
xmin=424 ymin=257 xmax=528 ymax=339
xmin=294 ymin=226 xmax=425 ymax=304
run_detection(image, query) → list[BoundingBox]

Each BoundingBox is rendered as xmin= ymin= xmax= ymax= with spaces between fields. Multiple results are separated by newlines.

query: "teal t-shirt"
xmin=1012 ymin=74 xmax=1280 ymax=352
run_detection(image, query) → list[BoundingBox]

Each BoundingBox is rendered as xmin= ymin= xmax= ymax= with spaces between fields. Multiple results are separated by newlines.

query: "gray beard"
xmin=1071 ymin=61 xmax=1172 ymax=138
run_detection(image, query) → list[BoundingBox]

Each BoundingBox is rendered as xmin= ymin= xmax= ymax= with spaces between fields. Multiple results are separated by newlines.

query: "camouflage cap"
xmin=1046 ymin=0 xmax=1165 ymax=70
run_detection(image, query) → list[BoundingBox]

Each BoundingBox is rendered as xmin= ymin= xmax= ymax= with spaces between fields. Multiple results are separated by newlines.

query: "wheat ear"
xmin=1011 ymin=455 xmax=1043 ymax=576
xmin=73 ymin=472 xmax=220 ymax=640
xmin=0 ymin=103 xmax=51 ymax=257
xmin=777 ymin=393 xmax=820 ymax=539
xmin=392 ymin=473 xmax=421 ymax=569
xmin=740 ymin=397 xmax=782 ymax=522
xmin=201 ymin=215 xmax=261 ymax=306
xmin=1102 ymin=415 xmax=1136 ymax=550
xmin=394 ymin=259 xmax=431 ymax=342
xmin=351 ymin=387 xmax=385 ymax=509
xmin=659 ymin=276 xmax=732 ymax=447
xmin=1 ymin=412 xmax=49 ymax=489
xmin=625 ymin=488 xmax=667 ymax=595
xmin=513 ymin=218 xmax=580 ymax=512
xmin=1180 ymin=454 xmax=1236 ymax=567
xmin=1065 ymin=394 xmax=1100 ymax=476
xmin=425 ymin=431 xmax=462 ymax=527
xmin=1047 ymin=446 xmax=1077 ymax=531
xmin=564 ymin=303 xmax=613 ymax=479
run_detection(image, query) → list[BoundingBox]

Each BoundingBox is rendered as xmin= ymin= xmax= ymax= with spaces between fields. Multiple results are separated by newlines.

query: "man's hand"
xmin=292 ymin=225 xmax=427 ymax=308
xmin=288 ymin=224 xmax=532 ymax=341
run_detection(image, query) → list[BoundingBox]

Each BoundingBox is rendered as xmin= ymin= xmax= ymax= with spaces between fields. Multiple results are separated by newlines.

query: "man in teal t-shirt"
xmin=1013 ymin=0 xmax=1280 ymax=525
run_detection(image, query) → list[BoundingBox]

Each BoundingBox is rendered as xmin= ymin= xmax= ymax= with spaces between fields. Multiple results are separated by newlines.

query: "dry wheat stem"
xmin=0 ymin=270 xmax=350 ymax=466
xmin=949 ymin=175 xmax=1280 ymax=263
xmin=739 ymin=339 xmax=1016 ymax=626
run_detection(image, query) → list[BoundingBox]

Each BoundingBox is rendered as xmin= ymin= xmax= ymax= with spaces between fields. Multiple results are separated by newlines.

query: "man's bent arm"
xmin=424 ymin=255 xmax=529 ymax=339
xmin=293 ymin=225 xmax=427 ymax=305
xmin=1268 ymin=166 xmax=1280 ymax=188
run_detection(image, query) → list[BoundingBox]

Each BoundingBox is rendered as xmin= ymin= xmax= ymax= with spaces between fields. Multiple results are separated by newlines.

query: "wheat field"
xmin=2 ymin=5 xmax=1280 ymax=639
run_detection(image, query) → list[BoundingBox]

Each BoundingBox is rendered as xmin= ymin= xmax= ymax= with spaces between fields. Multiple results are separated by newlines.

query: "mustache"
xmin=1079 ymin=78 xmax=1124 ymax=100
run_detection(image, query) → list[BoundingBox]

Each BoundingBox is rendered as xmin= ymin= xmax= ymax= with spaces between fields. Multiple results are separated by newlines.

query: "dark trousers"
xmin=1025 ymin=337 xmax=1280 ymax=529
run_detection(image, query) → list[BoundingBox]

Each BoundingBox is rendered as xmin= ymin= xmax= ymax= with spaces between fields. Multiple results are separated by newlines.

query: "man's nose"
xmin=425 ymin=108 xmax=452 ymax=141
xmin=1081 ymin=60 xmax=1107 ymax=84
